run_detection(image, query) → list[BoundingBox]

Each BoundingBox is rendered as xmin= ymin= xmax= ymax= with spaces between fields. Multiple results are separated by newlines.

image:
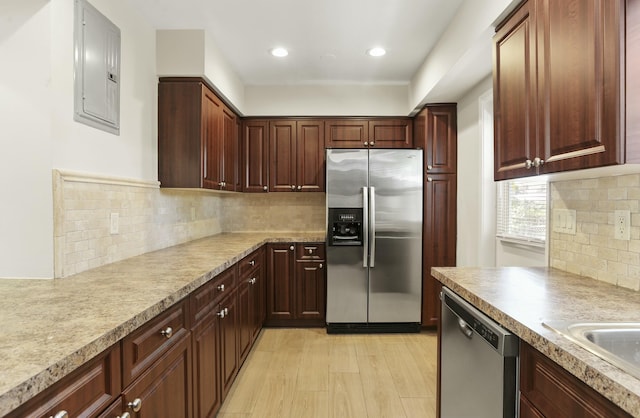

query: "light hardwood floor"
xmin=218 ymin=328 xmax=438 ymax=418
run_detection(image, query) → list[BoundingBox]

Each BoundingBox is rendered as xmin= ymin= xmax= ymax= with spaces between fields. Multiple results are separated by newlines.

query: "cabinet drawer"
xmin=191 ymin=265 xmax=237 ymax=324
xmin=7 ymin=345 xmax=121 ymax=418
xmin=238 ymin=247 xmax=264 ymax=278
xmin=122 ymin=299 xmax=189 ymax=387
xmin=296 ymin=243 xmax=325 ymax=261
xmin=520 ymin=342 xmax=631 ymax=418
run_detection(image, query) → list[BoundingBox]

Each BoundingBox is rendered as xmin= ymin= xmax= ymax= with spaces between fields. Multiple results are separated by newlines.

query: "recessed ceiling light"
xmin=366 ymin=47 xmax=386 ymax=57
xmin=270 ymin=47 xmax=289 ymax=57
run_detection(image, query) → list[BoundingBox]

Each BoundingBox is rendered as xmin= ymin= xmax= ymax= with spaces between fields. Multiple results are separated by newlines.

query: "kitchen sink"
xmin=542 ymin=321 xmax=640 ymax=380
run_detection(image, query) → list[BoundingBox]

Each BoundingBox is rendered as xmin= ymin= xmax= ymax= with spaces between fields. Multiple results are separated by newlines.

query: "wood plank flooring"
xmin=218 ymin=328 xmax=438 ymax=418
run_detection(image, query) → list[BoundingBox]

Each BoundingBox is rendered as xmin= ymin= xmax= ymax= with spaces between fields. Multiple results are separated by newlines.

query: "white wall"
xmin=157 ymin=29 xmax=246 ymax=114
xmin=0 ymin=1 xmax=54 ymax=278
xmin=456 ymin=76 xmax=495 ymax=267
xmin=244 ymin=84 xmax=409 ymax=116
xmin=1 ymin=0 xmax=158 ymax=278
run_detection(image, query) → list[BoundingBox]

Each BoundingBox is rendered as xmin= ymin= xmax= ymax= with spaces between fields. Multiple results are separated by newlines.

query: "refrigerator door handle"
xmin=370 ymin=186 xmax=376 ymax=268
xmin=362 ymin=186 xmax=368 ymax=268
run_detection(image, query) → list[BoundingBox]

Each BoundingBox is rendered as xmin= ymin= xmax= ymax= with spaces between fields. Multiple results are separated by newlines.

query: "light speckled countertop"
xmin=432 ymin=266 xmax=640 ymax=417
xmin=0 ymin=232 xmax=324 ymax=416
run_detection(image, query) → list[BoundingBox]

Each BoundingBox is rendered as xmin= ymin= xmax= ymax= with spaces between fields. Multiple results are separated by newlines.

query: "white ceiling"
xmin=128 ymin=0 xmax=465 ymax=86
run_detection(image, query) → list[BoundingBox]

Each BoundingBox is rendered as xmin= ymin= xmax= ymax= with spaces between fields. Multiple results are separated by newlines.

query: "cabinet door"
xmin=416 ymin=105 xmax=457 ymax=174
xmin=219 ymin=291 xmax=238 ymax=399
xmin=269 ymin=120 xmax=297 ymax=192
xmin=237 ymin=276 xmax=252 ymax=365
xmin=368 ymin=119 xmax=413 ymax=148
xmin=296 ymin=120 xmax=325 ymax=192
xmin=519 ymin=396 xmax=546 ymax=418
xmin=192 ymin=310 xmax=221 ymax=418
xmin=537 ymin=0 xmax=623 ymax=173
xmin=202 ymin=88 xmax=223 ymax=189
xmin=493 ymin=1 xmax=538 ymax=180
xmin=242 ymin=120 xmax=269 ymax=192
xmin=251 ymin=262 xmax=266 ymax=340
xmin=266 ymin=244 xmax=295 ymax=323
xmin=295 ymin=261 xmax=326 ymax=320
xmin=157 ymin=80 xmax=204 ymax=188
xmin=222 ymin=105 xmax=240 ymax=191
xmin=520 ymin=342 xmax=632 ymax=418
xmin=325 ymin=119 xmax=369 ymax=148
xmin=422 ymin=174 xmax=456 ymax=327
xmin=122 ymin=333 xmax=192 ymax=418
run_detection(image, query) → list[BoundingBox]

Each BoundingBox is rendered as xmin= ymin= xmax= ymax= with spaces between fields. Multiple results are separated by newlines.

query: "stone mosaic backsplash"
xmin=53 ymin=170 xmax=325 ymax=278
xmin=550 ymin=173 xmax=640 ymax=291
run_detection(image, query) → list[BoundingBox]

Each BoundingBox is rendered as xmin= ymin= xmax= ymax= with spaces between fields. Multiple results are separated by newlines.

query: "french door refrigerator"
xmin=325 ymin=148 xmax=423 ymax=333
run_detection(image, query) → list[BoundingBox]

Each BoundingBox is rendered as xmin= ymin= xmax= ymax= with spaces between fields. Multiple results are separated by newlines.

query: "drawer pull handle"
xmin=249 ymin=277 xmax=256 ymax=284
xmin=117 ymin=413 xmax=132 ymax=418
xmin=217 ymin=284 xmax=225 ymax=292
xmin=249 ymin=260 xmax=255 ymax=266
xmin=128 ymin=398 xmax=142 ymax=412
xmin=160 ymin=327 xmax=173 ymax=338
xmin=51 ymin=411 xmax=69 ymax=418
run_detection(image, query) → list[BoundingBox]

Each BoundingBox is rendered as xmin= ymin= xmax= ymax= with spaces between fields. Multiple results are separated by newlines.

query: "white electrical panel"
xmin=74 ymin=0 xmax=121 ymax=135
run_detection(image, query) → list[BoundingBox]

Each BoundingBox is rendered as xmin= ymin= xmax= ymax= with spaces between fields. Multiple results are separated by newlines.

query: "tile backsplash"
xmin=550 ymin=173 xmax=640 ymax=291
xmin=53 ymin=170 xmax=325 ymax=278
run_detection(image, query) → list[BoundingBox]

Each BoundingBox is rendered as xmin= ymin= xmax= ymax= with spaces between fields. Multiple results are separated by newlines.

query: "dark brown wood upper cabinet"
xmin=414 ymin=104 xmax=457 ymax=174
xmin=325 ymin=118 xmax=412 ymax=148
xmin=269 ymin=119 xmax=325 ymax=192
xmin=158 ymin=77 xmax=239 ymax=190
xmin=242 ymin=119 xmax=270 ymax=193
xmin=493 ymin=0 xmax=626 ymax=180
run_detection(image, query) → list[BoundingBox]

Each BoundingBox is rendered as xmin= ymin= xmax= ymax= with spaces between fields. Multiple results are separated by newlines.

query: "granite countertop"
xmin=0 ymin=232 xmax=324 ymax=416
xmin=432 ymin=266 xmax=640 ymax=417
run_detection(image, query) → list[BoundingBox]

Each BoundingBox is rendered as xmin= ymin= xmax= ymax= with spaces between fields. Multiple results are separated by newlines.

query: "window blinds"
xmin=496 ymin=178 xmax=548 ymax=245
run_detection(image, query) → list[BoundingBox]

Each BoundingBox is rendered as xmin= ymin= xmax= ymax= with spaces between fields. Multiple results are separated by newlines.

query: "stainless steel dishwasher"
xmin=440 ymin=287 xmax=519 ymax=418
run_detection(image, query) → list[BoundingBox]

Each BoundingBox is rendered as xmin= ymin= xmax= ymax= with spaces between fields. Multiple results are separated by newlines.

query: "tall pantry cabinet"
xmin=414 ymin=104 xmax=457 ymax=327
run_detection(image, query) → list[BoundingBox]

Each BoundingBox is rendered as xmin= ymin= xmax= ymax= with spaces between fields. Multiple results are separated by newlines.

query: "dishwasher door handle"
xmin=458 ymin=318 xmax=473 ymax=339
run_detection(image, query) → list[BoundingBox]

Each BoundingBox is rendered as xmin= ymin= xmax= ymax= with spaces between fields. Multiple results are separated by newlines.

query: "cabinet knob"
xmin=427 ymin=165 xmax=433 ymax=170
xmin=50 ymin=411 xmax=69 ymax=418
xmin=160 ymin=326 xmax=173 ymax=339
xmin=533 ymin=157 xmax=544 ymax=168
xmin=308 ymin=248 xmax=313 ymax=254
xmin=364 ymin=141 xmax=369 ymax=146
xmin=249 ymin=260 xmax=255 ymax=266
xmin=117 ymin=413 xmax=131 ymax=418
xmin=319 ymin=263 xmax=323 ymax=269
xmin=290 ymin=245 xmax=294 ymax=251
xmin=217 ymin=284 xmax=225 ymax=292
xmin=218 ymin=182 xmax=224 ymax=187
xmin=427 ymin=177 xmax=433 ymax=182
xmin=291 ymin=185 xmax=296 ymax=190
xmin=525 ymin=159 xmax=533 ymax=169
xmin=128 ymin=398 xmax=142 ymax=413
xmin=224 ymin=307 xmax=229 ymax=315
xmin=263 ymin=185 xmax=268 ymax=191
xmin=297 ymin=185 xmax=302 ymax=191
xmin=370 ymin=141 xmax=375 ymax=146
xmin=250 ymin=277 xmax=256 ymax=284
xmin=217 ymin=309 xmax=226 ymax=318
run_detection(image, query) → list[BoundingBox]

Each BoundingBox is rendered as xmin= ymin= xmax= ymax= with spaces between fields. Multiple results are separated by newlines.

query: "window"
xmin=496 ymin=177 xmax=548 ymax=245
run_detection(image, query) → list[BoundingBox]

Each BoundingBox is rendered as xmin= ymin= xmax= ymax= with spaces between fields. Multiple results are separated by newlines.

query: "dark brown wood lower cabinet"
xmin=266 ymin=243 xmax=326 ymax=326
xmin=6 ymin=345 xmax=122 ymax=418
xmin=219 ymin=290 xmax=239 ymax=400
xmin=192 ymin=309 xmax=221 ymax=418
xmin=122 ymin=332 xmax=192 ymax=418
xmin=422 ymin=173 xmax=456 ymax=327
xmin=520 ymin=341 xmax=632 ymax=418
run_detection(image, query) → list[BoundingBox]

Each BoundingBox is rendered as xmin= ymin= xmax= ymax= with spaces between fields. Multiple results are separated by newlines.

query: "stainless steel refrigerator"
xmin=325 ymin=149 xmax=423 ymax=333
